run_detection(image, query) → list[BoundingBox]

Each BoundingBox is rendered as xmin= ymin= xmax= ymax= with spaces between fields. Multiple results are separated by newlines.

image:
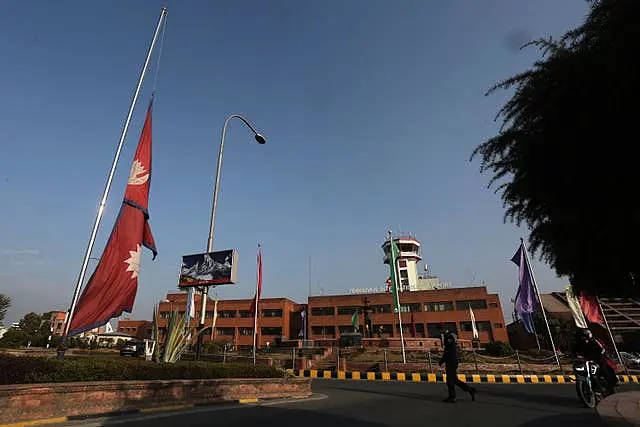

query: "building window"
xmin=337 ymin=306 xmax=360 ymax=316
xmin=460 ymin=321 xmax=491 ymax=333
xmin=311 ymin=326 xmax=335 ymax=337
xmin=374 ymin=324 xmax=393 ymax=336
xmin=459 ymin=322 xmax=474 ymax=332
xmin=261 ymin=327 xmax=282 ymax=336
xmin=400 ymin=303 xmax=421 ymax=313
xmin=160 ymin=312 xmax=169 ymax=319
xmin=455 ymin=300 xmax=488 ymax=310
xmin=477 ymin=321 xmax=491 ymax=332
xmin=205 ymin=311 xmax=214 ymax=319
xmin=489 ymin=303 xmax=498 ymax=308
xmin=216 ymin=327 xmax=234 ymax=336
xmin=426 ymin=322 xmax=457 ymax=338
xmin=338 ymin=325 xmax=357 ymax=334
xmin=219 ymin=310 xmax=236 ymax=318
xmin=371 ymin=304 xmax=392 ymax=314
xmin=239 ymin=327 xmax=253 ymax=336
xmin=398 ymin=260 xmax=407 ymax=268
xmin=311 ymin=307 xmax=335 ymax=316
xmin=239 ymin=310 xmax=252 ymax=318
xmin=424 ymin=301 xmax=454 ymax=312
xmin=494 ymin=323 xmax=504 ymax=328
xmin=262 ymin=309 xmax=283 ymax=318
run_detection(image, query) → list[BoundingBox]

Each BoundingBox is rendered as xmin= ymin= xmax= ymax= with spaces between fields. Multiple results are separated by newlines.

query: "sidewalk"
xmin=597 ymin=391 xmax=640 ymax=426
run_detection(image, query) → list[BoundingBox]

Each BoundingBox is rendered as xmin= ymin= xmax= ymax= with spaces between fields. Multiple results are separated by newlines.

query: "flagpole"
xmin=62 ymin=8 xmax=167 ymax=341
xmin=252 ymin=243 xmax=261 ymax=365
xmin=597 ymin=297 xmax=627 ymax=374
xmin=520 ymin=238 xmax=560 ymax=368
xmin=388 ymin=231 xmax=407 ymax=364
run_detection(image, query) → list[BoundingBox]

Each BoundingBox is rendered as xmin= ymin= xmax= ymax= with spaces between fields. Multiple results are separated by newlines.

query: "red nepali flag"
xmin=68 ymin=99 xmax=157 ymax=336
xmin=580 ymin=293 xmax=604 ymax=325
xmin=249 ymin=244 xmax=262 ymax=316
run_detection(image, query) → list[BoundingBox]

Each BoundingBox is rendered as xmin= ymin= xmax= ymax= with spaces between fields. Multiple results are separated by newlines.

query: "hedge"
xmin=0 ymin=355 xmax=284 ymax=385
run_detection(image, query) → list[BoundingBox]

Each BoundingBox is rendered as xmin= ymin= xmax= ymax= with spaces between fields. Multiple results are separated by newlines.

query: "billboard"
xmin=178 ymin=249 xmax=238 ymax=288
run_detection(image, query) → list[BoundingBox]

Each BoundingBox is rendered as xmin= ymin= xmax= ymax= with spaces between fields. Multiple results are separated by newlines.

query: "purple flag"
xmin=511 ymin=242 xmax=539 ymax=334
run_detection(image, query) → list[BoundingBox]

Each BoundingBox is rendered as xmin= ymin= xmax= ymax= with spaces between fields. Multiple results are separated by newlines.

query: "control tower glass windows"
xmin=398 ymin=243 xmax=416 ymax=253
xmin=400 ymin=269 xmax=410 ymax=291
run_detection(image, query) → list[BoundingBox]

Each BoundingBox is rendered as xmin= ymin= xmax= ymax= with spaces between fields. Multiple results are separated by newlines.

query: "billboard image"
xmin=178 ymin=249 xmax=238 ymax=288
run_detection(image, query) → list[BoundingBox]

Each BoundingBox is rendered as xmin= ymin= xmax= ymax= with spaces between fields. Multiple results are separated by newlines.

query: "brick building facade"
xmin=155 ymin=286 xmax=507 ymax=349
xmin=117 ymin=320 xmax=153 ymax=340
xmin=307 ymin=286 xmax=508 ymax=344
xmin=157 ymin=293 xmax=304 ymax=350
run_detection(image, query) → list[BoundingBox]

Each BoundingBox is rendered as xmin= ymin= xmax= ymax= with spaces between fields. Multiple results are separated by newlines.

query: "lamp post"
xmin=195 ymin=114 xmax=266 ymax=360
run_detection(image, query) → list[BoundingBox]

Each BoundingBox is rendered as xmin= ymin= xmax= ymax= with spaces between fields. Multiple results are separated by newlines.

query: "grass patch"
xmin=0 ymin=354 xmax=284 ymax=385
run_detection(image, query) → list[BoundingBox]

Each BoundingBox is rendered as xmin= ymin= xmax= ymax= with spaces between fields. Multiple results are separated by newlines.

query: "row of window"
xmin=310 ymin=321 xmax=503 ymax=338
xmin=159 ymin=309 xmax=283 ymax=319
xmin=311 ymin=299 xmax=496 ymax=316
xmin=214 ymin=327 xmax=283 ymax=336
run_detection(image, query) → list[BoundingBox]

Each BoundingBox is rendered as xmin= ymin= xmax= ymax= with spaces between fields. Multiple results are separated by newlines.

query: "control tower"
xmin=382 ymin=234 xmax=448 ymax=292
xmin=382 ymin=235 xmax=422 ymax=292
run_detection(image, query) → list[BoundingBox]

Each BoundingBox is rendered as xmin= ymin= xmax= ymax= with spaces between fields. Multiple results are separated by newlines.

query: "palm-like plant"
xmin=160 ymin=309 xmax=192 ymax=363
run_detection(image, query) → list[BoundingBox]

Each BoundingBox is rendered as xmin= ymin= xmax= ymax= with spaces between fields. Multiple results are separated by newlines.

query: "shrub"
xmin=483 ymin=341 xmax=514 ymax=357
xmin=0 ymin=355 xmax=284 ymax=385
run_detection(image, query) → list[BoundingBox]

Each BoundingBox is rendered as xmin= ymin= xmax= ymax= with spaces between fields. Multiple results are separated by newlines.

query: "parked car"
xmin=120 ymin=341 xmax=144 ymax=357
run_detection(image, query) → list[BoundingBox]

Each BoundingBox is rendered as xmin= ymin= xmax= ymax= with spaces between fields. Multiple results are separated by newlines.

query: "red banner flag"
xmin=579 ymin=293 xmax=604 ymax=325
xmin=249 ymin=245 xmax=262 ymax=316
xmin=68 ymin=100 xmax=157 ymax=336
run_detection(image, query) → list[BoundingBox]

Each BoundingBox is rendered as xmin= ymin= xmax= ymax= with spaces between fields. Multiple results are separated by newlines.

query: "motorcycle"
xmin=573 ymin=358 xmax=615 ymax=408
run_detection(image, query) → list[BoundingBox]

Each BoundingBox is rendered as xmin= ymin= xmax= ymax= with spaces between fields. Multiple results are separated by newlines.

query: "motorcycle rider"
xmin=573 ymin=329 xmax=618 ymax=394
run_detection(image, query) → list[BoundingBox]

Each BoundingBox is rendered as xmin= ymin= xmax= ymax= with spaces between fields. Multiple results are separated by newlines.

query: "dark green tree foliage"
xmin=471 ymin=0 xmax=640 ymax=297
xmin=0 ymin=294 xmax=10 ymax=324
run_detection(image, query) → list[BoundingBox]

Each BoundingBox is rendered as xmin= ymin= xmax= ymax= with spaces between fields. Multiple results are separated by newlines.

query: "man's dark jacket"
xmin=439 ymin=331 xmax=460 ymax=365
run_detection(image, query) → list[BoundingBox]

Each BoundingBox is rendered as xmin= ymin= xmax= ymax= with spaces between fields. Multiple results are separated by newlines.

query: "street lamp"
xmin=195 ymin=114 xmax=267 ymax=360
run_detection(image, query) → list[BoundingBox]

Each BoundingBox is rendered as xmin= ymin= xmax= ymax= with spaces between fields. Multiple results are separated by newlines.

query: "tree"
xmin=0 ymin=294 xmax=10 ymax=324
xmin=0 ymin=328 xmax=28 ymax=348
xmin=17 ymin=312 xmax=52 ymax=347
xmin=471 ymin=0 xmax=640 ymax=297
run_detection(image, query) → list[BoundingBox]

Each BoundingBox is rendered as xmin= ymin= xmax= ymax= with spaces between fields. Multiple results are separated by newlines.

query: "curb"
xmin=286 ymin=369 xmax=640 ymax=385
xmin=0 ymin=396 xmax=308 ymax=427
xmin=597 ymin=392 xmax=640 ymax=427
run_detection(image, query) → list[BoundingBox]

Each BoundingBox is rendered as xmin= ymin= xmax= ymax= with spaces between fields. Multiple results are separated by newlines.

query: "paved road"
xmin=71 ymin=380 xmax=640 ymax=427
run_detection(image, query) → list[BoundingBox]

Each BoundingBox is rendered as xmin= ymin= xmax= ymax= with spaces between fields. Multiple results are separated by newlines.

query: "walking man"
xmin=439 ymin=328 xmax=476 ymax=403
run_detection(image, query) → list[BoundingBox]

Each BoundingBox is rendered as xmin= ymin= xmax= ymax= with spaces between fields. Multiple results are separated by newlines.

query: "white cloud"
xmin=2 ymin=249 xmax=40 ymax=256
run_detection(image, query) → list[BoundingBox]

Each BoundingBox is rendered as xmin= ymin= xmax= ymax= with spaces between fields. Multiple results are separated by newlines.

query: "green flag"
xmin=389 ymin=238 xmax=401 ymax=313
xmin=351 ymin=310 xmax=359 ymax=332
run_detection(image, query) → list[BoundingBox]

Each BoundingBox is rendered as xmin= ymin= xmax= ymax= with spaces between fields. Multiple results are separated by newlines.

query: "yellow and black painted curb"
xmin=0 ymin=397 xmax=305 ymax=427
xmin=286 ymin=369 xmax=640 ymax=385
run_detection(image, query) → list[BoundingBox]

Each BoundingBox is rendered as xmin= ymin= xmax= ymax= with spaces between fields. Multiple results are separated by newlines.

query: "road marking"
xmin=1 ymin=417 xmax=68 ymax=427
xmin=58 ymin=395 xmax=327 ymax=427
xmin=139 ymin=404 xmax=193 ymax=413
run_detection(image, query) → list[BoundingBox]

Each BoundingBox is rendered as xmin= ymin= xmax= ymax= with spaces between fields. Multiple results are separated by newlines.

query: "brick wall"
xmin=0 ymin=378 xmax=311 ymax=424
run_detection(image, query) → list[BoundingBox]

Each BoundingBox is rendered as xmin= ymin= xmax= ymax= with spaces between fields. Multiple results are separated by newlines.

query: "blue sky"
xmin=0 ymin=0 xmax=590 ymax=324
